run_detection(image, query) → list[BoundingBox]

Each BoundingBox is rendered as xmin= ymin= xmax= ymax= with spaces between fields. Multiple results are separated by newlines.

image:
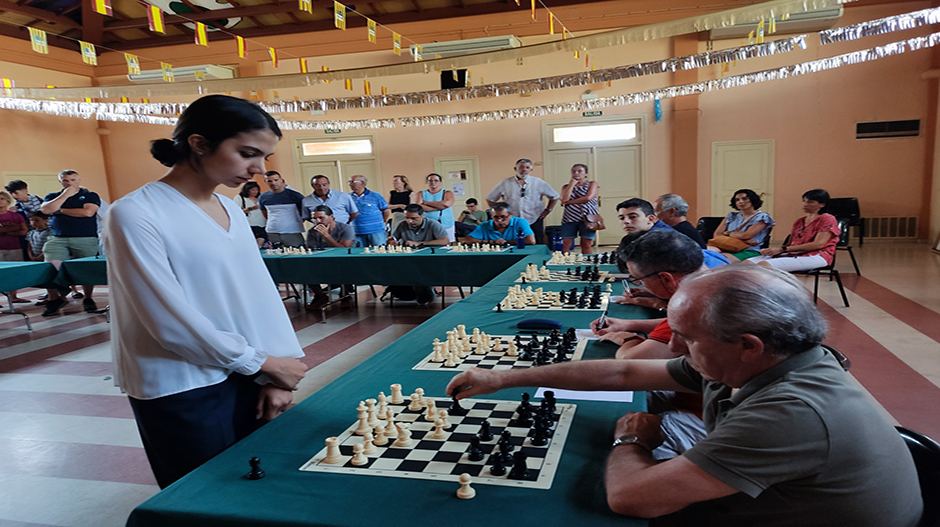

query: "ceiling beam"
xmin=103 ymin=2 xmax=300 ymax=30
xmin=81 ymin=0 xmax=103 ymax=44
xmin=0 ymin=22 xmax=79 ymax=50
xmin=0 ymin=0 xmax=82 ymax=28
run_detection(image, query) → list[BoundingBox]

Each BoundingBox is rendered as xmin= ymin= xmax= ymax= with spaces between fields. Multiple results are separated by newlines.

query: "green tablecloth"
xmin=54 ymin=256 xmax=109 ymax=287
xmin=0 ymin=261 xmax=58 ymax=291
xmin=126 ymin=246 xmax=654 ymax=527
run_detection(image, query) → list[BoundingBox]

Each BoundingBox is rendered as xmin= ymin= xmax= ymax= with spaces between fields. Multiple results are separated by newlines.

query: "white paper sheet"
xmin=535 ymin=387 xmax=633 ymax=403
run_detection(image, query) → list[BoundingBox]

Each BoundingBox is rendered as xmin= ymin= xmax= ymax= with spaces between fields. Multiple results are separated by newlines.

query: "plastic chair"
xmin=695 ymin=217 xmax=724 ymax=243
xmin=824 ymin=197 xmax=864 ymax=245
xmin=785 ymin=218 xmax=851 ymax=307
xmin=896 ymin=426 xmax=940 ymax=527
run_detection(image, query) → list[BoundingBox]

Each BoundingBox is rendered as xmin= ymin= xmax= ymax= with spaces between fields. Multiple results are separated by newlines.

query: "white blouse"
xmin=103 ymin=181 xmax=304 ymax=400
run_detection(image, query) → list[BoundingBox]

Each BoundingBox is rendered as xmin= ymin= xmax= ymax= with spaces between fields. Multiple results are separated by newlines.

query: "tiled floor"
xmin=1 ymin=241 xmax=938 ymax=527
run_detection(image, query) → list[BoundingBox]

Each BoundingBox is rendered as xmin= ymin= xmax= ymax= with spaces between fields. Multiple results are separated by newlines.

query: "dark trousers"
xmin=129 ymin=374 xmax=263 ymax=488
xmin=531 ymin=217 xmax=546 ymax=245
xmin=454 ymin=222 xmax=475 ymax=238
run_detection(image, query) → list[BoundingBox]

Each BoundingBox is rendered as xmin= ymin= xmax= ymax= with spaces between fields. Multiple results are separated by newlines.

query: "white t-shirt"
xmin=486 ymin=176 xmax=560 ymax=223
xmin=103 ymin=181 xmax=304 ymax=400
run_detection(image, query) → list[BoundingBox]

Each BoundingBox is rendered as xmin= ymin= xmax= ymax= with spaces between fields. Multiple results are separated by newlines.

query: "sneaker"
xmin=71 ymin=291 xmax=84 ymax=299
xmin=42 ymin=297 xmax=67 ymax=316
xmin=83 ymin=298 xmax=98 ymax=313
xmin=38 ymin=293 xmax=48 ymax=301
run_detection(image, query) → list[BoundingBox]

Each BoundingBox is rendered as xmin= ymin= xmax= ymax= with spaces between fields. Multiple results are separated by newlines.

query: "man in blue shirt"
xmin=259 ymin=171 xmax=305 ymax=248
xmin=348 ymin=175 xmax=390 ymax=247
xmin=465 ymin=202 xmax=536 ymax=245
xmin=302 ymin=175 xmax=358 ymax=225
xmin=39 ymin=170 xmax=101 ymax=316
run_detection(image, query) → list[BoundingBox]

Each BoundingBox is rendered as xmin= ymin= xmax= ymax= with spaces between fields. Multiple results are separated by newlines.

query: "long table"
xmin=0 ymin=261 xmax=59 ymax=330
xmin=126 ymin=246 xmax=653 ymax=527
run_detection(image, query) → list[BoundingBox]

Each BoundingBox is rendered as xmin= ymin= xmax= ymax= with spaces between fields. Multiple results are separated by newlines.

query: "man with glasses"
xmin=464 ymin=202 xmax=535 ymax=246
xmin=485 ymin=158 xmax=559 ymax=245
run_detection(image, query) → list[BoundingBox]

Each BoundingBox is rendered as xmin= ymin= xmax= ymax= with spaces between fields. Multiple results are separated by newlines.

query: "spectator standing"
xmin=415 ymin=173 xmax=456 ymax=242
xmin=348 ymin=175 xmax=390 ymax=247
xmin=0 ymin=190 xmax=28 ymax=301
xmin=559 ymin=164 xmax=599 ymax=254
xmin=388 ymin=175 xmax=413 ymax=234
xmin=5 ymin=180 xmax=42 ymax=220
xmin=259 ymin=171 xmax=305 ymax=248
xmin=486 ymin=158 xmax=559 ymax=245
xmin=39 ymin=170 xmax=102 ymax=315
xmin=26 ymin=212 xmax=51 ymax=261
xmin=236 ymin=181 xmax=267 ymax=248
xmin=302 ymin=175 xmax=358 ymax=225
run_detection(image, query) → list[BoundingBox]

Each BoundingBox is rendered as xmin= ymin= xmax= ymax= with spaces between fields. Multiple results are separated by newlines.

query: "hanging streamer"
xmin=124 ymin=53 xmax=140 ymax=74
xmin=28 ymin=28 xmax=48 ymax=54
xmin=148 ymin=5 xmax=165 ymax=34
xmin=334 ymin=2 xmax=346 ymax=30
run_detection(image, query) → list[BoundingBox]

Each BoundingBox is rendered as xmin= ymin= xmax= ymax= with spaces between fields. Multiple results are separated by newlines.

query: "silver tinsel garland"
xmin=819 ymin=7 xmax=940 ymax=45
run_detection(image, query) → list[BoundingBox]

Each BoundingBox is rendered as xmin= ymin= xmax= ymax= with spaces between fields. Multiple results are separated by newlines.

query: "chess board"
xmin=444 ymin=245 xmax=511 ymax=253
xmin=413 ymin=334 xmax=588 ymax=371
xmin=494 ymin=292 xmax=610 ymax=311
xmin=514 ymin=269 xmax=614 ymax=283
xmin=300 ymin=397 xmax=576 ymax=490
xmin=546 ymin=252 xmax=615 ymax=266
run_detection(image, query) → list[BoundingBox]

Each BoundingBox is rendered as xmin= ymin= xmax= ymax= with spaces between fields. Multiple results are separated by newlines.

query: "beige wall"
xmin=1 ymin=1 xmax=936 ymax=239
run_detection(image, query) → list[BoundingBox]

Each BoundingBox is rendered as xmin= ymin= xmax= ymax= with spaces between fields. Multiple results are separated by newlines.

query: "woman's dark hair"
xmin=150 ymin=95 xmax=282 ymax=168
xmin=802 ymin=188 xmax=830 ymax=205
xmin=572 ymin=163 xmax=589 ymax=174
xmin=239 ymin=181 xmax=261 ymax=198
xmin=730 ymin=189 xmax=763 ymax=210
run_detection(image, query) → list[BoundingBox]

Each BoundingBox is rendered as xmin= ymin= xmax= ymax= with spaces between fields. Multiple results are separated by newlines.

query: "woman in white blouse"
xmin=103 ymin=95 xmax=307 ymax=488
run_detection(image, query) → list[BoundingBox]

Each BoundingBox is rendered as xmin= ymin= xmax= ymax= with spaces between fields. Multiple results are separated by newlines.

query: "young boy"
xmin=454 ymin=198 xmax=488 ymax=238
xmin=26 ymin=212 xmax=51 ymax=262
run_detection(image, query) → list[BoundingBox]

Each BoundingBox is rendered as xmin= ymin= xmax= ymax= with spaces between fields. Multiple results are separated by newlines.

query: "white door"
xmin=299 ymin=161 xmax=340 ymax=193
xmin=594 ymin=145 xmax=642 ymax=245
xmin=711 ymin=140 xmax=774 ymax=217
xmin=435 ymin=156 xmax=480 ymax=205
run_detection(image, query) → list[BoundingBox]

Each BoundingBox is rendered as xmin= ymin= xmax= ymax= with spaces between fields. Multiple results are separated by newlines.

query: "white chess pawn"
xmin=429 ymin=418 xmax=447 ymax=439
xmin=424 ymin=399 xmax=438 ymax=421
xmin=393 ymin=422 xmax=412 ymax=447
xmin=373 ymin=424 xmax=389 ymax=446
xmin=472 ymin=328 xmax=481 ymax=343
xmin=408 ymin=393 xmax=422 ymax=411
xmin=431 ymin=343 xmax=444 ymax=362
xmin=444 ymin=353 xmax=457 ymax=368
xmin=351 ymin=442 xmax=368 ymax=466
xmin=377 ymin=393 xmax=388 ymax=419
xmin=355 ymin=408 xmax=371 ymax=435
xmin=366 ymin=398 xmax=379 ymax=427
xmin=362 ymin=431 xmax=377 ymax=455
xmin=493 ymin=338 xmax=503 ymax=352
xmin=323 ymin=437 xmax=342 ymax=464
xmin=606 ymin=283 xmax=613 ymax=293
xmin=456 ymin=473 xmax=475 ymax=499
xmin=457 ymin=324 xmax=467 ymax=339
xmin=390 ymin=384 xmax=404 ymax=404
xmin=438 ymin=409 xmax=451 ymax=430
xmin=507 ymin=341 xmax=517 ymax=356
xmin=415 ymin=388 xmax=425 ymax=405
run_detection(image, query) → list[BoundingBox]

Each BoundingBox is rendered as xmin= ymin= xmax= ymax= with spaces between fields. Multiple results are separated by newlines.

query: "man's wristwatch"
xmin=612 ymin=434 xmax=650 ymax=450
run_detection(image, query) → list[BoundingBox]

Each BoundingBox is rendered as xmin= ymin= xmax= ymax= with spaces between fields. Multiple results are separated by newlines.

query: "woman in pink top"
xmin=747 ymin=189 xmax=840 ymax=272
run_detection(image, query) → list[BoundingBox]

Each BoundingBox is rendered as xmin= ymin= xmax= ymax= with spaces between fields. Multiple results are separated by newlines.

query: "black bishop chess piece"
xmin=246 ymin=457 xmax=265 ymax=480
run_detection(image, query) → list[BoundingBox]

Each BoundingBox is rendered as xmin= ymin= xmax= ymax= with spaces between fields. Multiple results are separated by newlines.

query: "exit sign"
xmin=325 ymin=129 xmax=342 ymax=134
xmin=582 ymin=111 xmax=603 ymax=117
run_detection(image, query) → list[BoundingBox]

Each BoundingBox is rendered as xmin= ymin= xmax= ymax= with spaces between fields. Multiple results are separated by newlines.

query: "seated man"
xmin=454 ymin=198 xmax=488 ymax=238
xmin=464 ymin=202 xmax=535 ymax=245
xmin=305 ymin=205 xmax=355 ymax=310
xmin=654 ymin=194 xmax=706 ymax=248
xmin=448 ymin=265 xmax=923 ymax=527
xmin=387 ymin=204 xmax=449 ymax=305
xmin=617 ymin=198 xmax=728 ymax=270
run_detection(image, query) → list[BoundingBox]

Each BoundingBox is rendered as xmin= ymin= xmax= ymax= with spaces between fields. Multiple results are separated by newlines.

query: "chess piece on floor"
xmin=323 ymin=437 xmax=342 ymax=464
xmin=456 ymin=473 xmax=475 ymax=499
xmin=351 ymin=443 xmax=368 ymax=466
xmin=246 ymin=457 xmax=265 ymax=480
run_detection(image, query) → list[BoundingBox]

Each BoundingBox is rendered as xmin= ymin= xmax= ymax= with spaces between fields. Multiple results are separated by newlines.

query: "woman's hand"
xmin=259 ymin=356 xmax=307 ymax=390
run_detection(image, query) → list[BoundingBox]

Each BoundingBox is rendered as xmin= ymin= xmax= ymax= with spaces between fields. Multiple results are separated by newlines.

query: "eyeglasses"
xmin=624 ymin=270 xmax=676 ymax=286
xmin=492 ymin=214 xmax=510 ymax=219
xmin=519 ymin=187 xmax=526 ymax=197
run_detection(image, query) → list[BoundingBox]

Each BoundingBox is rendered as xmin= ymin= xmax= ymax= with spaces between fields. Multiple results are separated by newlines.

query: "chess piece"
xmin=408 ymin=393 xmax=422 ymax=411
xmin=373 ymin=424 xmax=389 ymax=446
xmin=350 ymin=443 xmax=368 ymax=466
xmin=429 ymin=418 xmax=447 ymax=439
xmin=355 ymin=407 xmax=371 ymax=435
xmin=393 ymin=422 xmax=412 ymax=447
xmin=478 ymin=420 xmax=494 ymax=441
xmin=390 ymin=384 xmax=404 ymax=404
xmin=362 ymin=431 xmax=377 ymax=454
xmin=366 ymin=398 xmax=378 ymax=427
xmin=415 ymin=388 xmax=425 ymax=405
xmin=507 ymin=452 xmax=531 ymax=480
xmin=495 ymin=303 xmax=503 ymax=313
xmin=246 ymin=457 xmax=265 ymax=480
xmin=467 ymin=436 xmax=485 ymax=462
xmin=489 ymin=455 xmax=507 ymax=476
xmin=506 ymin=341 xmax=517 ymax=356
xmin=377 ymin=393 xmax=388 ymax=419
xmin=323 ymin=437 xmax=342 ymax=464
xmin=425 ymin=399 xmax=438 ymax=421
xmin=449 ymin=396 xmax=469 ymax=416
xmin=439 ymin=409 xmax=451 ymax=430
xmin=456 ymin=473 xmax=476 ymax=499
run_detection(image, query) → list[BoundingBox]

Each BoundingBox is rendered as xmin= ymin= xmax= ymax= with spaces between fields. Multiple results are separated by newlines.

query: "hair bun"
xmin=150 ymin=138 xmax=180 ymax=167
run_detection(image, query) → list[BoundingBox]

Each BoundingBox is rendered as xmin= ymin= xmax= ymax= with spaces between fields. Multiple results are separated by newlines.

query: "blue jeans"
xmin=560 ymin=221 xmax=596 ymax=240
xmin=356 ymin=231 xmax=388 ymax=247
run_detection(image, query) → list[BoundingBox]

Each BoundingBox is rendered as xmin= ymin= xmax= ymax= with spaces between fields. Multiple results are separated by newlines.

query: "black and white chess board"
xmin=494 ymin=291 xmax=610 ymax=311
xmin=413 ymin=333 xmax=588 ymax=372
xmin=300 ymin=397 xmax=576 ymax=490
xmin=514 ymin=268 xmax=614 ymax=283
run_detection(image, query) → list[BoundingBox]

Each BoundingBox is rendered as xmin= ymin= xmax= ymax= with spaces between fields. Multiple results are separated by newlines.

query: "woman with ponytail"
xmin=103 ymin=95 xmax=307 ymax=488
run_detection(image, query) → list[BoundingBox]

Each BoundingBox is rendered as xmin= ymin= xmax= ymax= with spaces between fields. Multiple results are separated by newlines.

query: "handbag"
xmin=584 ymin=214 xmax=606 ymax=231
xmin=708 ymin=235 xmax=751 ymax=252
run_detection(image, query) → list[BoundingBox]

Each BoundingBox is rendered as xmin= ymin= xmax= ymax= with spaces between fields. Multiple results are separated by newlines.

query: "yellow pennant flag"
xmin=757 ymin=19 xmax=765 ymax=43
xmin=120 ymin=96 xmax=129 ymax=103
xmin=300 ymin=58 xmax=308 ymax=73
xmin=269 ymin=47 xmax=278 ymax=67
xmin=334 ymin=1 xmax=346 ymax=30
xmin=161 ymin=62 xmax=174 ymax=82
xmin=148 ymin=5 xmax=165 ymax=34
xmin=142 ymin=97 xmax=150 ymax=103
xmin=236 ymin=35 xmax=246 ymax=58
xmin=466 ymin=71 xmax=472 ymax=87
xmin=80 ymin=41 xmax=97 ymax=65
xmin=770 ymin=15 xmax=776 ymax=34
xmin=381 ymin=86 xmax=387 ymax=95
xmin=393 ymin=33 xmax=402 ymax=56
xmin=194 ymin=70 xmax=205 ymax=81
xmin=747 ymin=30 xmax=754 ymax=45
xmin=549 ymin=14 xmax=554 ymax=34
xmin=414 ymin=45 xmax=422 ymax=62
xmin=344 ymin=79 xmax=352 ymax=90
xmin=124 ymin=53 xmax=140 ymax=74
xmin=367 ymin=19 xmax=376 ymax=43
xmin=93 ymin=0 xmax=112 ymax=16
xmin=531 ymin=0 xmax=536 ymax=20
xmin=514 ymin=0 xmax=519 ymax=4
xmin=195 ymin=22 xmax=209 ymax=46
xmin=322 ymin=65 xmax=330 ymax=83
xmin=28 ymin=28 xmax=48 ymax=54
xmin=1 ymin=78 xmax=14 ymax=97
xmin=574 ymin=50 xmax=579 ymax=58
xmin=299 ymin=0 xmax=312 ymax=13
xmin=82 ymin=97 xmax=93 ymax=102
xmin=364 ymin=80 xmax=371 ymax=95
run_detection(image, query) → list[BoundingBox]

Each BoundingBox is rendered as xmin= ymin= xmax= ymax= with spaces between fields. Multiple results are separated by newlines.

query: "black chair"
xmin=834 ymin=215 xmax=861 ymax=276
xmin=786 ymin=218 xmax=851 ymax=307
xmin=896 ymin=426 xmax=940 ymax=527
xmin=823 ymin=197 xmax=864 ymax=245
xmin=695 ymin=217 xmax=724 ymax=243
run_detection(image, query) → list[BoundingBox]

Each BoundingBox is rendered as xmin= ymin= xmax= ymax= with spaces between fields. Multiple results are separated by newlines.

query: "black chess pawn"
xmin=530 ymin=415 xmax=549 ymax=446
xmin=490 ymin=455 xmax=507 ymax=476
xmin=566 ymin=267 xmax=571 ymax=275
xmin=515 ymin=405 xmax=532 ymax=427
xmin=507 ymin=452 xmax=531 ymax=480
xmin=499 ymin=430 xmax=515 ymax=461
xmin=468 ymin=436 xmax=485 ymax=462
xmin=246 ymin=457 xmax=265 ymax=480
xmin=449 ymin=396 xmax=469 ymax=416
xmin=521 ymin=276 xmax=526 ymax=284
xmin=495 ymin=302 xmax=503 ymax=313
xmin=479 ymin=420 xmax=494 ymax=441
xmin=517 ymin=392 xmax=532 ymax=413
xmin=347 ymin=248 xmax=352 ymax=254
